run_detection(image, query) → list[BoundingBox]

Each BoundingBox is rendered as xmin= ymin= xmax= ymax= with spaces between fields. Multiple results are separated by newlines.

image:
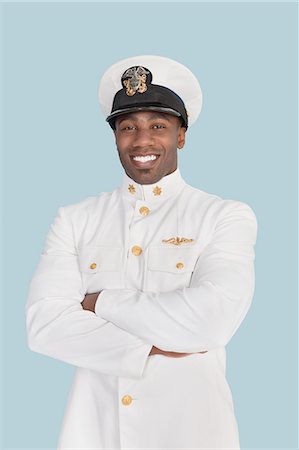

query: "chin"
xmin=124 ymin=167 xmax=156 ymax=185
xmin=132 ymin=172 xmax=162 ymax=185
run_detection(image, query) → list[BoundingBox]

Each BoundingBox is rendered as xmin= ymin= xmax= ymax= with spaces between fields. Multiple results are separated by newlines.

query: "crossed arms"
xmin=26 ymin=202 xmax=257 ymax=379
xmin=81 ymin=292 xmax=207 ymax=358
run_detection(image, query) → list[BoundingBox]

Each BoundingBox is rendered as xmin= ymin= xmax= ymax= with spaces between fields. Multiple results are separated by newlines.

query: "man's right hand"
xmin=149 ymin=346 xmax=207 ymax=358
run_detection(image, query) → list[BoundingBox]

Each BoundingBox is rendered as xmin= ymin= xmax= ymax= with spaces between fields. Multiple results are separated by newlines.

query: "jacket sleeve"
xmin=26 ymin=207 xmax=152 ymax=378
xmin=95 ymin=202 xmax=258 ymax=352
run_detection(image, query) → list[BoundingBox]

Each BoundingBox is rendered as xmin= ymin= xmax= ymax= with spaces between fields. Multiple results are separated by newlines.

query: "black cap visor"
xmin=107 ymin=105 xmax=181 ymax=123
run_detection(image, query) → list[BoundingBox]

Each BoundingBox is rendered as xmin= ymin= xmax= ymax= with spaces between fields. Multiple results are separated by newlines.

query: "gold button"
xmin=131 ymin=245 xmax=142 ymax=256
xmin=90 ymin=263 xmax=97 ymax=270
xmin=176 ymin=262 xmax=184 ymax=270
xmin=139 ymin=206 xmax=150 ymax=216
xmin=121 ymin=395 xmax=133 ymax=406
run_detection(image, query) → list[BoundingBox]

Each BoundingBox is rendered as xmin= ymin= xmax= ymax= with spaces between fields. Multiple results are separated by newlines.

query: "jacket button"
xmin=176 ymin=262 xmax=184 ymax=270
xmin=139 ymin=206 xmax=150 ymax=216
xmin=121 ymin=395 xmax=133 ymax=406
xmin=131 ymin=245 xmax=142 ymax=256
xmin=90 ymin=263 xmax=97 ymax=270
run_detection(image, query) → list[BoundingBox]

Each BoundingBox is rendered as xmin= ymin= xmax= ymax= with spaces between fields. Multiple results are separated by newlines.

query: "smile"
xmin=130 ymin=153 xmax=160 ymax=169
xmin=132 ymin=155 xmax=157 ymax=163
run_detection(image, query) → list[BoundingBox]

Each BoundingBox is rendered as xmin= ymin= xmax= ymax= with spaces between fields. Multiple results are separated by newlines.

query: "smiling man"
xmin=26 ymin=55 xmax=257 ymax=450
xmin=114 ymin=111 xmax=185 ymax=185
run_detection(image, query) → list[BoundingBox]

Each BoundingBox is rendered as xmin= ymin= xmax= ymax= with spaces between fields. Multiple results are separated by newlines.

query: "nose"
xmin=132 ymin=128 xmax=155 ymax=148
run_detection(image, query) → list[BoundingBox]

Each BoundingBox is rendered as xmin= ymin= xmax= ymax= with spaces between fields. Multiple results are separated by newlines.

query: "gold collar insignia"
xmin=153 ymin=185 xmax=162 ymax=196
xmin=128 ymin=184 xmax=136 ymax=194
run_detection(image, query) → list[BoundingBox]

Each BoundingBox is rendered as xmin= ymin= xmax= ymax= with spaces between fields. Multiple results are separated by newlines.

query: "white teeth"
xmin=133 ymin=155 xmax=157 ymax=163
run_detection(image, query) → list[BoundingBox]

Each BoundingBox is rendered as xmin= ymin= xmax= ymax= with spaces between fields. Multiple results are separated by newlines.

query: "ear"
xmin=177 ymin=127 xmax=186 ymax=149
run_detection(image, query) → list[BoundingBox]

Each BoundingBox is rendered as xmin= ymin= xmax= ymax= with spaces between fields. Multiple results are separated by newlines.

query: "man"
xmin=26 ymin=55 xmax=257 ymax=449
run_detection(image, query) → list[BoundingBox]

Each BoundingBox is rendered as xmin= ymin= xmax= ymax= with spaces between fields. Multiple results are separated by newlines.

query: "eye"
xmin=153 ymin=124 xmax=166 ymax=129
xmin=121 ymin=125 xmax=136 ymax=131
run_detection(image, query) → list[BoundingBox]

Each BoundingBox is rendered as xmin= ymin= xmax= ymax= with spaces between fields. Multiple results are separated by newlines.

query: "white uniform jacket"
xmin=26 ymin=169 xmax=257 ymax=450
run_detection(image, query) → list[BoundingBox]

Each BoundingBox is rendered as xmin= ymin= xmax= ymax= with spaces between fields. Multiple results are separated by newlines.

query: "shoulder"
xmin=183 ymin=183 xmax=258 ymax=226
xmin=56 ymin=189 xmax=117 ymax=220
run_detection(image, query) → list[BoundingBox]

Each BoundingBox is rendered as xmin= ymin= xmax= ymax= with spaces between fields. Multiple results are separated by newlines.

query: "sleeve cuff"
xmin=120 ymin=340 xmax=153 ymax=379
xmin=95 ymin=289 xmax=132 ymax=318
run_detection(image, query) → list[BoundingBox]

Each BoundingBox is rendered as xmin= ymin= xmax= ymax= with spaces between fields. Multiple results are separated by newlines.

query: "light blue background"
xmin=1 ymin=2 xmax=298 ymax=449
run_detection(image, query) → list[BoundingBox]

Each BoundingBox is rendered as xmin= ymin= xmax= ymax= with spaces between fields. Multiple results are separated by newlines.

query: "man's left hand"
xmin=81 ymin=292 xmax=101 ymax=312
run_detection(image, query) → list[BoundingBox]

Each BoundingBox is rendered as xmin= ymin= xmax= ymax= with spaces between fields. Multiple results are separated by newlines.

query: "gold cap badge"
xmin=122 ymin=66 xmax=150 ymax=96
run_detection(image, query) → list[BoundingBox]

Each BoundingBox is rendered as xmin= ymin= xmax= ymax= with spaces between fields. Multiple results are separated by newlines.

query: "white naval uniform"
xmin=26 ymin=169 xmax=257 ymax=450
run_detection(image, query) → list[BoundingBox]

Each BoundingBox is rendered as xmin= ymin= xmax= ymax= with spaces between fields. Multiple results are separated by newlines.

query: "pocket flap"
xmin=148 ymin=246 xmax=198 ymax=274
xmin=78 ymin=246 xmax=122 ymax=273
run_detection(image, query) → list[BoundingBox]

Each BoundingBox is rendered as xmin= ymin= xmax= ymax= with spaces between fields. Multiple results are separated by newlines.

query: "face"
xmin=113 ymin=111 xmax=186 ymax=185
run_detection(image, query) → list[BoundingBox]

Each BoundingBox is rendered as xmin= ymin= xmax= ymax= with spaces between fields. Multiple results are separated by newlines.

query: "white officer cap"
xmin=98 ymin=55 xmax=203 ymax=129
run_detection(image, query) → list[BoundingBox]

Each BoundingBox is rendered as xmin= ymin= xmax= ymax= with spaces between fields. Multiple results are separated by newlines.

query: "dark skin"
xmin=113 ymin=110 xmax=186 ymax=185
xmin=81 ymin=111 xmax=207 ymax=357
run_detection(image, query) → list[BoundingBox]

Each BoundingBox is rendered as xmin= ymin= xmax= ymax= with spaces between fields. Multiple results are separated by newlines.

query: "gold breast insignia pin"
xmin=162 ymin=237 xmax=194 ymax=246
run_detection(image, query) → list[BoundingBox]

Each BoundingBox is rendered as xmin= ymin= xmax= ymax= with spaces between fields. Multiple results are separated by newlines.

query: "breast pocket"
xmin=78 ymin=246 xmax=123 ymax=292
xmin=146 ymin=245 xmax=199 ymax=292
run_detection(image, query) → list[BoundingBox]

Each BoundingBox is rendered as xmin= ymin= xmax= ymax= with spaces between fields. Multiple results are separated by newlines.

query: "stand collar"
xmin=120 ymin=169 xmax=186 ymax=202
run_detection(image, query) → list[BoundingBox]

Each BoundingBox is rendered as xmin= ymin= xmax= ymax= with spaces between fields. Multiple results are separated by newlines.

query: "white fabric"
xmin=26 ymin=169 xmax=257 ymax=449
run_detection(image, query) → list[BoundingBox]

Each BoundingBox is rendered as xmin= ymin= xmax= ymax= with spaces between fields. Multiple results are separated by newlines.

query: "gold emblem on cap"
xmin=153 ymin=186 xmax=162 ymax=196
xmin=162 ymin=237 xmax=194 ymax=246
xmin=122 ymin=67 xmax=149 ymax=96
xmin=128 ymin=184 xmax=136 ymax=194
